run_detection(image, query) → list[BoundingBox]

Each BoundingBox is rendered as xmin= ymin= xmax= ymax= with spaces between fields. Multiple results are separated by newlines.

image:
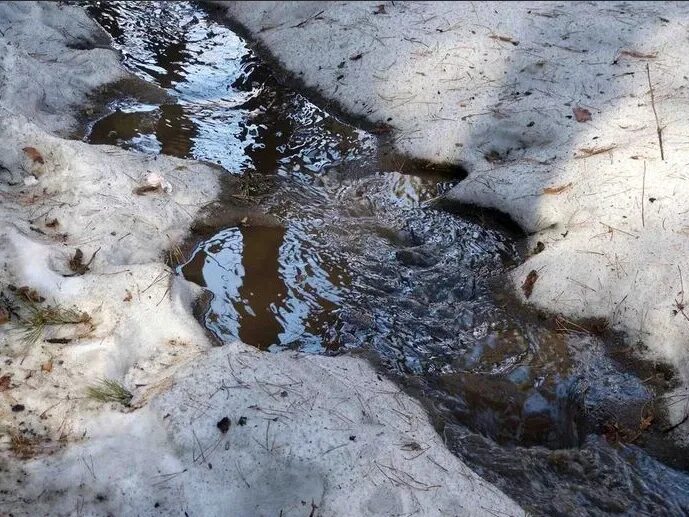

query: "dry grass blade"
xmin=9 ymin=430 xmax=36 ymax=458
xmin=554 ymin=315 xmax=609 ymax=336
xmin=543 ymin=182 xmax=572 ymax=195
xmin=86 ymin=378 xmax=133 ymax=406
xmin=619 ymin=49 xmax=657 ymax=60
xmin=489 ymin=34 xmax=519 ymax=46
xmin=646 ymin=63 xmax=664 ymax=161
xmin=19 ymin=303 xmax=91 ymax=345
xmin=574 ymin=145 xmax=617 ymax=159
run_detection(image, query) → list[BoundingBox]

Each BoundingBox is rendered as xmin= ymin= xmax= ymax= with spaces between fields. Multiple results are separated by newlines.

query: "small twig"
xmin=641 ymin=161 xmax=646 ymax=227
xmin=192 ymin=428 xmax=207 ymax=463
xmin=674 ymin=266 xmax=689 ymax=322
xmin=235 ymin=460 xmax=251 ymax=488
xmin=646 ymin=63 xmax=664 ymax=160
xmin=426 ymin=456 xmax=449 ymax=472
xmin=322 ymin=442 xmax=349 ymax=455
xmin=291 ymin=9 xmax=325 ymax=28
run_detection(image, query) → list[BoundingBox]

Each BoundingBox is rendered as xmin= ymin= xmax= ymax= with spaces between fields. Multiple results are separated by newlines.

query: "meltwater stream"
xmin=86 ymin=2 xmax=689 ymax=514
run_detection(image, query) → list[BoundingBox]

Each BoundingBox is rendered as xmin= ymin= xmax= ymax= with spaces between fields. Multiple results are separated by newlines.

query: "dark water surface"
xmin=86 ymin=2 xmax=689 ymax=514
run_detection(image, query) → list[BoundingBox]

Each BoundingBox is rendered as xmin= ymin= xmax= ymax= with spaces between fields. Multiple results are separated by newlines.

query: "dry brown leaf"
xmin=68 ymin=247 xmax=99 ymax=276
xmin=573 ymin=106 xmax=592 ymax=123
xmin=22 ymin=147 xmax=44 ymax=164
xmin=123 ymin=290 xmax=132 ymax=302
xmin=41 ymin=360 xmax=53 ymax=373
xmin=45 ymin=218 xmax=59 ymax=228
xmin=373 ymin=4 xmax=386 ymax=14
xmin=522 ymin=270 xmax=539 ymax=298
xmin=0 ymin=306 xmax=9 ymax=325
xmin=0 ymin=374 xmax=11 ymax=391
xmin=543 ymin=182 xmax=573 ymax=195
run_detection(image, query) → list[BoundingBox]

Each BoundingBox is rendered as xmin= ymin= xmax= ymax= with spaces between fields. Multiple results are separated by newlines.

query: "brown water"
xmin=86 ymin=2 xmax=689 ymax=514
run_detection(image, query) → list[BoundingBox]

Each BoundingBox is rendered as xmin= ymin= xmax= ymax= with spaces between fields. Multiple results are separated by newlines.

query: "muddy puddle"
xmin=86 ymin=2 xmax=689 ymax=514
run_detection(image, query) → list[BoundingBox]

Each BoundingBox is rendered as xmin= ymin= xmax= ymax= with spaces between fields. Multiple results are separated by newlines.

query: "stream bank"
xmin=0 ymin=2 xmax=520 ymax=515
xmin=213 ymin=0 xmax=689 ymax=439
xmin=80 ymin=1 xmax=689 ymax=514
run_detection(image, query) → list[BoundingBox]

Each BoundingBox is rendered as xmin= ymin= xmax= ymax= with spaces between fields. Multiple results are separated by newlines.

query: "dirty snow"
xmin=0 ymin=2 xmax=521 ymax=514
xmin=215 ymin=0 xmax=689 ymax=428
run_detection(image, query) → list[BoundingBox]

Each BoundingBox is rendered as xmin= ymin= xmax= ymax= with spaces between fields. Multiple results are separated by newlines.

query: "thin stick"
xmin=646 ymin=63 xmax=664 ymax=160
xmin=641 ymin=161 xmax=646 ymax=227
xmin=292 ymin=9 xmax=324 ymax=28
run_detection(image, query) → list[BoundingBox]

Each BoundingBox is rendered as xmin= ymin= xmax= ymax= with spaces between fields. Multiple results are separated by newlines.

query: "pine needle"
xmin=86 ymin=378 xmax=133 ymax=406
xmin=18 ymin=303 xmax=91 ymax=345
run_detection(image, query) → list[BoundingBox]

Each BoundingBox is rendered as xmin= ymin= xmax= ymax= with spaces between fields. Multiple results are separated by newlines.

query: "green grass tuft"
xmin=86 ymin=378 xmax=133 ymax=406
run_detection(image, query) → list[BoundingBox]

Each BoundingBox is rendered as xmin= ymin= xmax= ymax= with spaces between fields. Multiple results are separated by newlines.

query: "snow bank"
xmin=3 ymin=343 xmax=521 ymax=516
xmin=215 ymin=1 xmax=689 ymax=400
xmin=0 ymin=2 xmax=520 ymax=514
xmin=0 ymin=1 xmax=125 ymax=134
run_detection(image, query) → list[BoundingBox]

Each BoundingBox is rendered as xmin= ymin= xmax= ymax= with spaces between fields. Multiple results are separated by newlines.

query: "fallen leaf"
xmin=70 ymin=249 xmax=84 ymax=272
xmin=123 ymin=290 xmax=132 ymax=302
xmin=522 ymin=270 xmax=539 ymax=298
xmin=22 ymin=147 xmax=44 ymax=164
xmin=543 ymin=182 xmax=573 ymax=195
xmin=0 ymin=374 xmax=11 ymax=391
xmin=45 ymin=218 xmax=59 ymax=228
xmin=0 ymin=306 xmax=9 ymax=325
xmin=41 ymin=360 xmax=53 ymax=373
xmin=373 ymin=4 xmax=386 ymax=14
xmin=572 ymin=106 xmax=592 ymax=122
xmin=68 ymin=247 xmax=99 ymax=276
xmin=350 ymin=53 xmax=363 ymax=61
